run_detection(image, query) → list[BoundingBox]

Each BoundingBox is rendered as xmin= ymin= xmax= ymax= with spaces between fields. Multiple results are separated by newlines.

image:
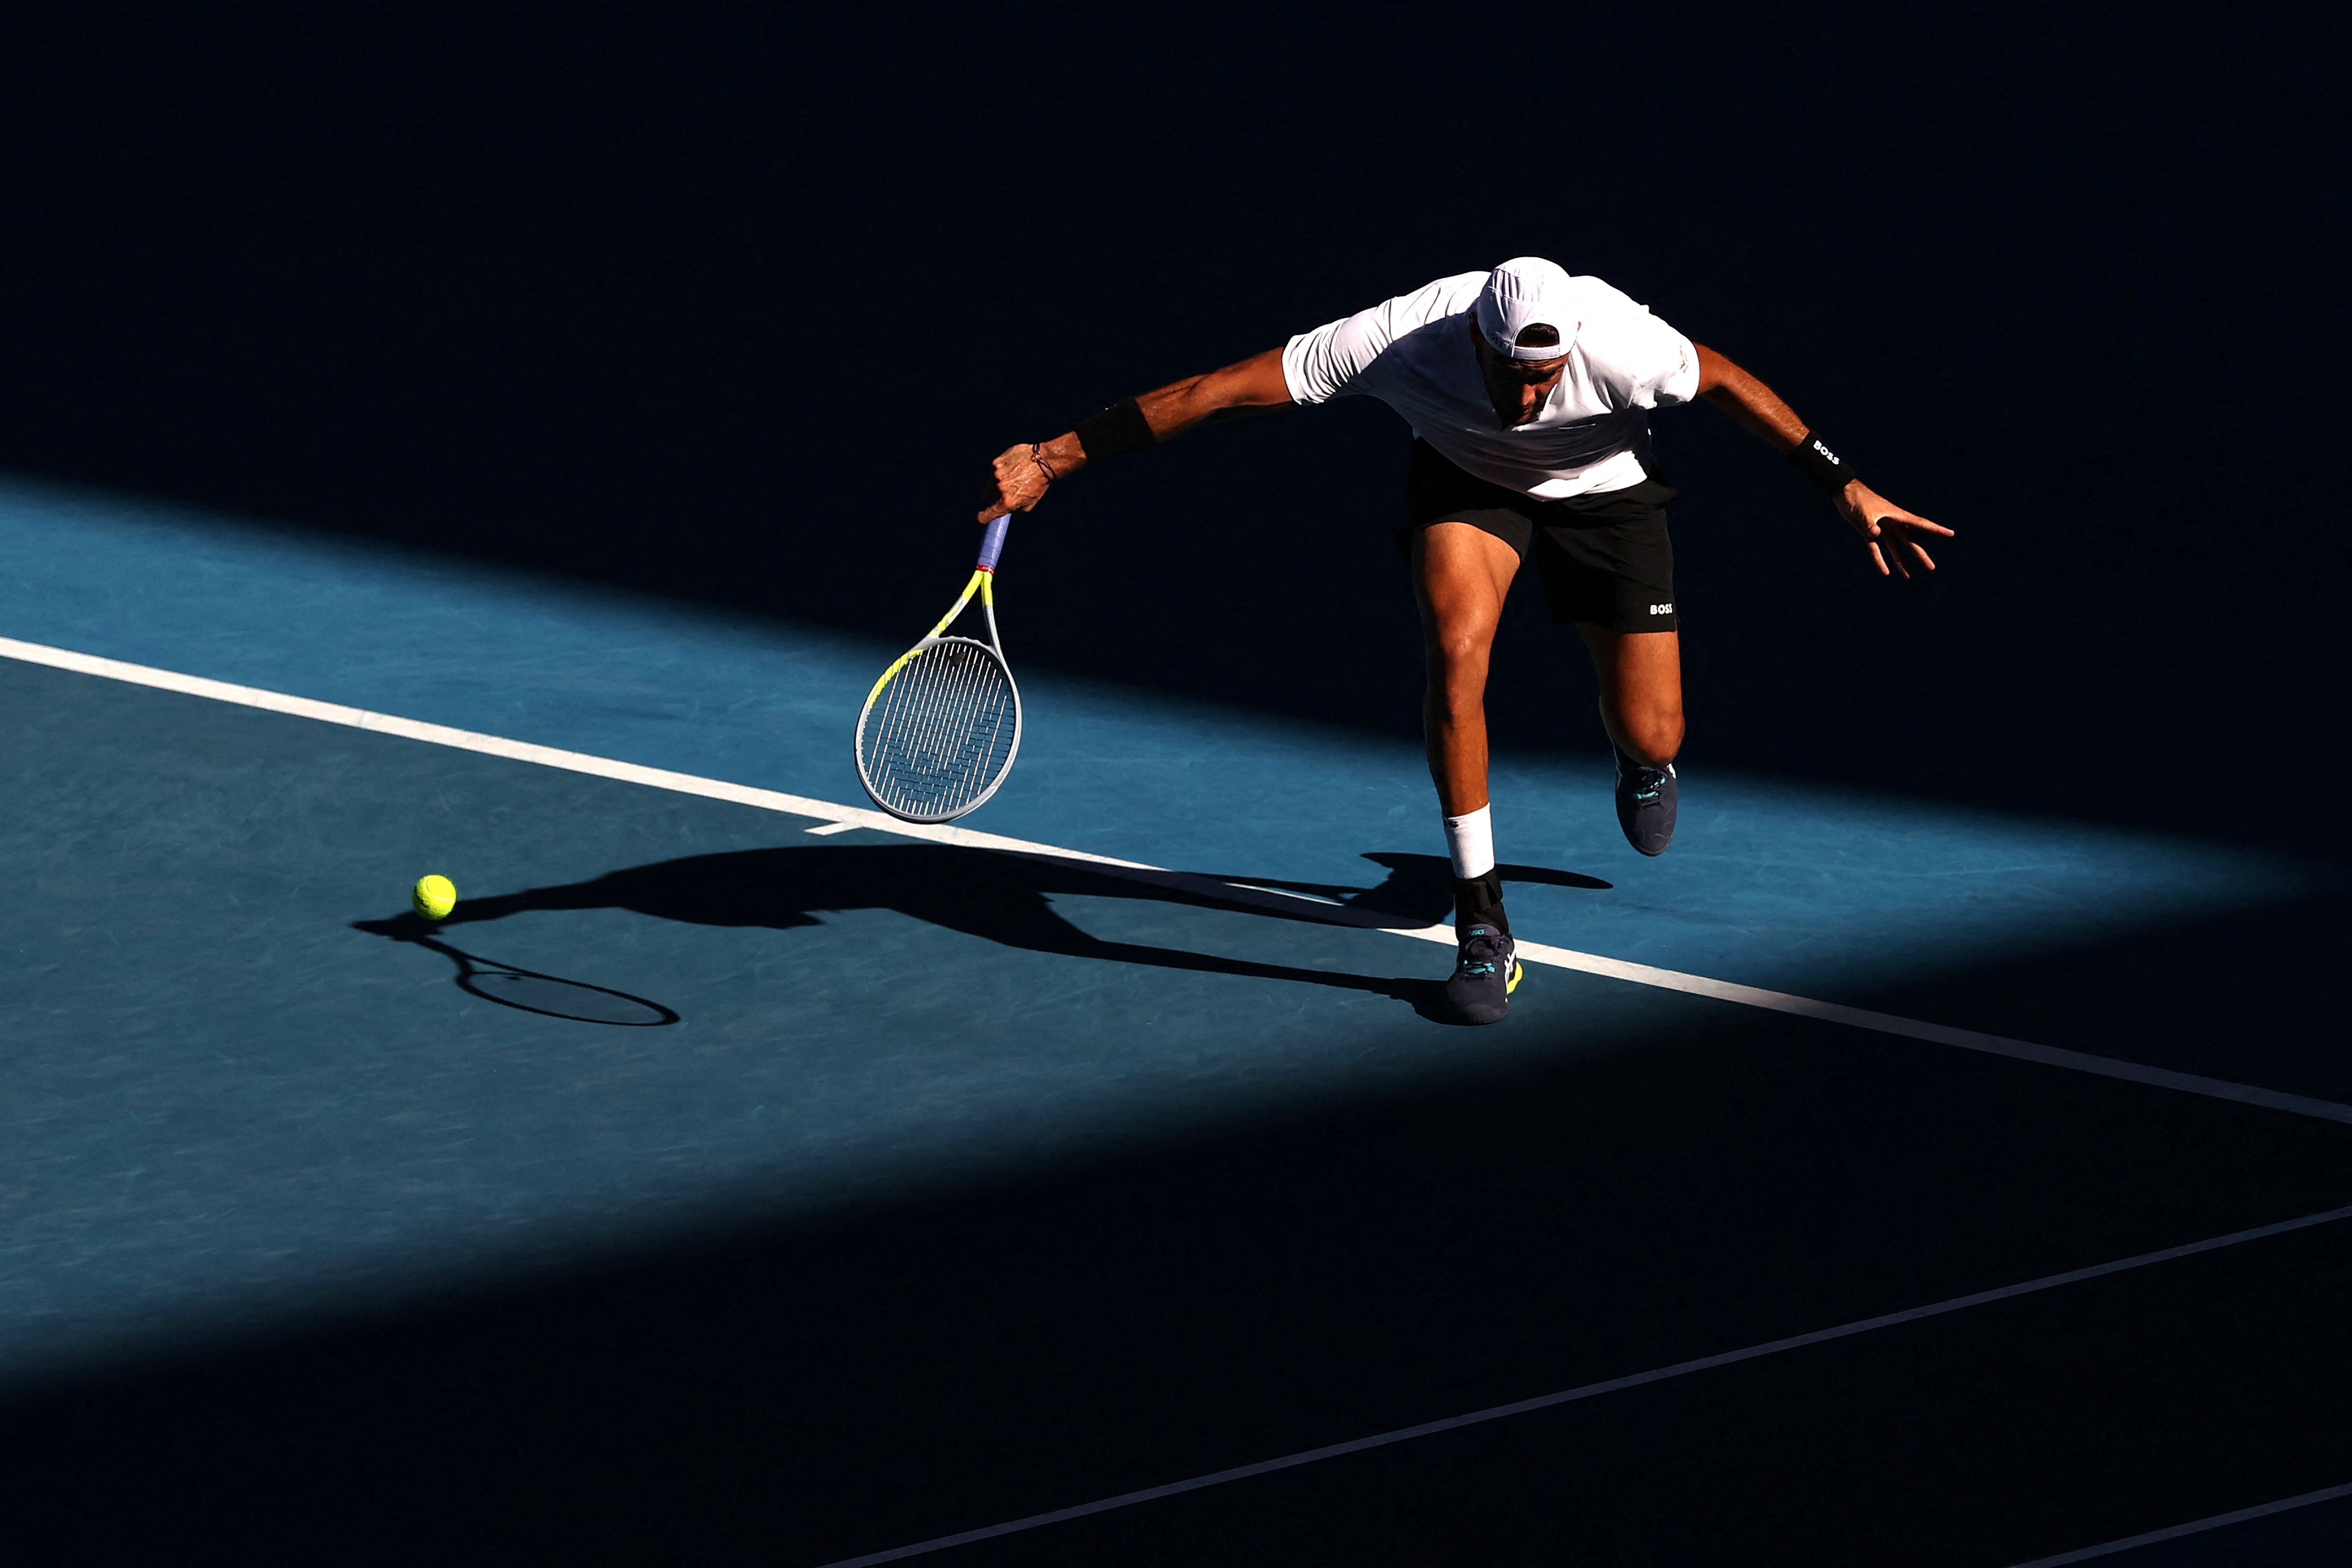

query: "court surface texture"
xmin=3 ymin=475 xmax=2348 ymax=1565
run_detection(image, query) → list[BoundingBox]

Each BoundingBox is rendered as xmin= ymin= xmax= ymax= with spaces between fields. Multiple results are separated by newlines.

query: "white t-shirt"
xmin=1282 ymin=270 xmax=1701 ymax=499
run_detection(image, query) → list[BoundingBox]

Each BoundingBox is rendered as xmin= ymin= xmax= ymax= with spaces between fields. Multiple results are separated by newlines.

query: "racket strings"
xmin=859 ymin=639 xmax=1018 ymax=819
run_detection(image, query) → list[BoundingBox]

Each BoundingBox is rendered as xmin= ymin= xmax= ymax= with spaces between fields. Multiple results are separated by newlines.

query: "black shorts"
xmin=1401 ymin=440 xmax=1679 ymax=632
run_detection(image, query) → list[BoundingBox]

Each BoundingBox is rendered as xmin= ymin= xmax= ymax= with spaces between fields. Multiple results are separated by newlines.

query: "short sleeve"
xmin=1570 ymin=279 xmax=1700 ymax=410
xmin=1614 ymin=310 xmax=1700 ymax=408
xmin=1282 ymin=304 xmax=1397 ymax=406
xmin=1636 ymin=323 xmax=1701 ymax=407
xmin=1281 ymin=272 xmax=1485 ymax=406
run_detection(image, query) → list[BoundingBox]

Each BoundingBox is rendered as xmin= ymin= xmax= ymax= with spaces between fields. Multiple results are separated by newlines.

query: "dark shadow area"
xmin=350 ymin=923 xmax=681 ymax=1026
xmin=2116 ymin=1491 xmax=2352 ymax=1567
xmin=350 ymin=843 xmax=1612 ymax=1027
xmin=3 ymin=919 xmax=2347 ymax=1565
xmin=1844 ymin=889 xmax=2352 ymax=1106
xmin=1 ymin=5 xmax=2344 ymax=852
xmin=961 ymin=1220 xmax=2352 ymax=1568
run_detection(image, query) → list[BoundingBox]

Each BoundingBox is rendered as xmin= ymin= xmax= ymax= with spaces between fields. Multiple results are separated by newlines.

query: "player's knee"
xmin=1619 ymin=708 xmax=1684 ymax=766
xmin=1430 ymin=644 xmax=1486 ymax=705
xmin=1425 ymin=635 xmax=1491 ymax=690
xmin=1430 ymin=616 xmax=1497 ymax=660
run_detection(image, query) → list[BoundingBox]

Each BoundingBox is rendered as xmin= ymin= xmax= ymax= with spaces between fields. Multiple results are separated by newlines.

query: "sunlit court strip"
xmin=3 ymin=630 xmax=2345 ymax=1130
xmin=813 ymin=1206 xmax=2352 ymax=1566
xmin=15 ymin=631 xmax=2351 ymax=1559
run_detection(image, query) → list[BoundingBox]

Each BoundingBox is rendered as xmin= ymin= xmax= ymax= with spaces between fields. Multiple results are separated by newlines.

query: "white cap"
xmin=1474 ymin=257 xmax=1578 ymax=361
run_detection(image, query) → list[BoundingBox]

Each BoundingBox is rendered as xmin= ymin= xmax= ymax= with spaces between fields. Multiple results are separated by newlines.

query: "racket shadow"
xmin=396 ymin=843 xmax=1500 ymax=1024
xmin=352 ymin=918 xmax=683 ymax=1027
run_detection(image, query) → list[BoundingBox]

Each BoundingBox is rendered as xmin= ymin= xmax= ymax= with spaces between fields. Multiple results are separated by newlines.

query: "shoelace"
xmin=1456 ymin=927 xmax=1510 ymax=978
xmin=1621 ymin=763 xmax=1669 ymax=804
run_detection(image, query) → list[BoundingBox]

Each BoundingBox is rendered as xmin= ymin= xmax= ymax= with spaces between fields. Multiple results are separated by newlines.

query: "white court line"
xmin=2007 ymin=1480 xmax=2352 ymax=1565
xmin=814 ymin=1204 xmax=2352 ymax=1566
xmin=6 ymin=632 xmax=2348 ymax=1129
xmin=0 ymin=637 xmax=1158 ymax=869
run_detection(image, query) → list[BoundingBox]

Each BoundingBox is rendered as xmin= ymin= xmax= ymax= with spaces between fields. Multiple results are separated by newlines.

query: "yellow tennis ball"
xmin=411 ymin=874 xmax=458 ymax=920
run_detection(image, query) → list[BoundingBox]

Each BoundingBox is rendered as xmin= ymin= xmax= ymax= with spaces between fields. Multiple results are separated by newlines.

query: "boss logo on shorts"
xmin=1649 ymin=602 xmax=1675 ymax=616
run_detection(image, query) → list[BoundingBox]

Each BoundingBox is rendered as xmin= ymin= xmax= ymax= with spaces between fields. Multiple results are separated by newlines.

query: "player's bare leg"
xmin=1579 ymin=624 xmax=1684 ymax=854
xmin=1413 ymin=522 xmax=1519 ymax=816
xmin=1413 ymin=521 xmax=1523 ymax=1021
xmin=1580 ymin=626 xmax=1683 ymax=764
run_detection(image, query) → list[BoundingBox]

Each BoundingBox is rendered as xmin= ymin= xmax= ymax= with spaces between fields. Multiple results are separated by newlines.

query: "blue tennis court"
xmin=5 ymin=472 xmax=2350 ymax=1564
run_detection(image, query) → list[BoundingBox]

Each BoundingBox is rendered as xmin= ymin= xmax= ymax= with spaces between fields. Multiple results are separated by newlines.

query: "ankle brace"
xmin=1452 ymin=869 xmax=1509 ymax=934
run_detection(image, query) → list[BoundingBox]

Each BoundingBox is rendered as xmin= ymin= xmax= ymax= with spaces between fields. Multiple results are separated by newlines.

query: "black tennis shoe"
xmin=1613 ymin=744 xmax=1678 ymax=856
xmin=1446 ymin=922 xmax=1521 ymax=1025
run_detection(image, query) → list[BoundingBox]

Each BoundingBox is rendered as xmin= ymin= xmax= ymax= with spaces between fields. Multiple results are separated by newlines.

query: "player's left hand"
xmin=1836 ymin=482 xmax=1952 ymax=579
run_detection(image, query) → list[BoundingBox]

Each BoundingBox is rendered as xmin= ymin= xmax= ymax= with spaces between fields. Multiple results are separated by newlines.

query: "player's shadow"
xmin=353 ymin=844 xmax=1609 ymax=1026
xmin=1219 ymin=852 xmax=1612 ymax=929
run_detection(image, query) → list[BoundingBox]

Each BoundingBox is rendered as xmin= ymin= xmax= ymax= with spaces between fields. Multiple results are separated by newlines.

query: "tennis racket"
xmin=854 ymin=512 xmax=1023 ymax=822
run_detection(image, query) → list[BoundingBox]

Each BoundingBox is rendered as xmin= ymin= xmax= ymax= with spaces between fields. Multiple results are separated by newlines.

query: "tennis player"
xmin=977 ymin=258 xmax=1947 ymax=1024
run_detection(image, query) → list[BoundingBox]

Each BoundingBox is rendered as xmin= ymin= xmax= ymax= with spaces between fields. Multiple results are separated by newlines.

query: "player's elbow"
xmin=1692 ymin=342 xmax=1740 ymax=398
xmin=1223 ymin=346 xmax=1296 ymax=408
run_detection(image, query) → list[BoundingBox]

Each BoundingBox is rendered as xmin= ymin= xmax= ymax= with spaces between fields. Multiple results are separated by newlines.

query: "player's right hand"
xmin=1836 ymin=481 xmax=1953 ymax=579
xmin=978 ymin=444 xmax=1052 ymax=522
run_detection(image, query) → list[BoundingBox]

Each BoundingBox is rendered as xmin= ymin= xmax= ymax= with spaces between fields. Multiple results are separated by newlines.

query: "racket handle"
xmin=977 ymin=513 xmax=1012 ymax=572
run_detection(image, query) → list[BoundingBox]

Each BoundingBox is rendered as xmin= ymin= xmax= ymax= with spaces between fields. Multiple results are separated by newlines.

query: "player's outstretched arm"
xmin=976 ymin=347 xmax=1293 ymax=522
xmin=1693 ymin=343 xmax=1953 ymax=579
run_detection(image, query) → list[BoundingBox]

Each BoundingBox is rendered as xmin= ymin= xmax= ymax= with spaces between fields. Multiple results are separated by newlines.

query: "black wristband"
xmin=1073 ymin=397 xmax=1155 ymax=462
xmin=1788 ymin=430 xmax=1855 ymax=495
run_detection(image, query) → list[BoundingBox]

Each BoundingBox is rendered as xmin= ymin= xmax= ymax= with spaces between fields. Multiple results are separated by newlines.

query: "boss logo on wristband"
xmin=1789 ymin=430 xmax=1855 ymax=495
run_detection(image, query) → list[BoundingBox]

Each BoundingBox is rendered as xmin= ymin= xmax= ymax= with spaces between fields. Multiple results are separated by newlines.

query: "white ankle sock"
xmin=1443 ymin=804 xmax=1495 ymax=881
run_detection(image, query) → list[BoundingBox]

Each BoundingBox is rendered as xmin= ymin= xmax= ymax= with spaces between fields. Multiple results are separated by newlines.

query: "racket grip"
xmin=977 ymin=513 xmax=1011 ymax=572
